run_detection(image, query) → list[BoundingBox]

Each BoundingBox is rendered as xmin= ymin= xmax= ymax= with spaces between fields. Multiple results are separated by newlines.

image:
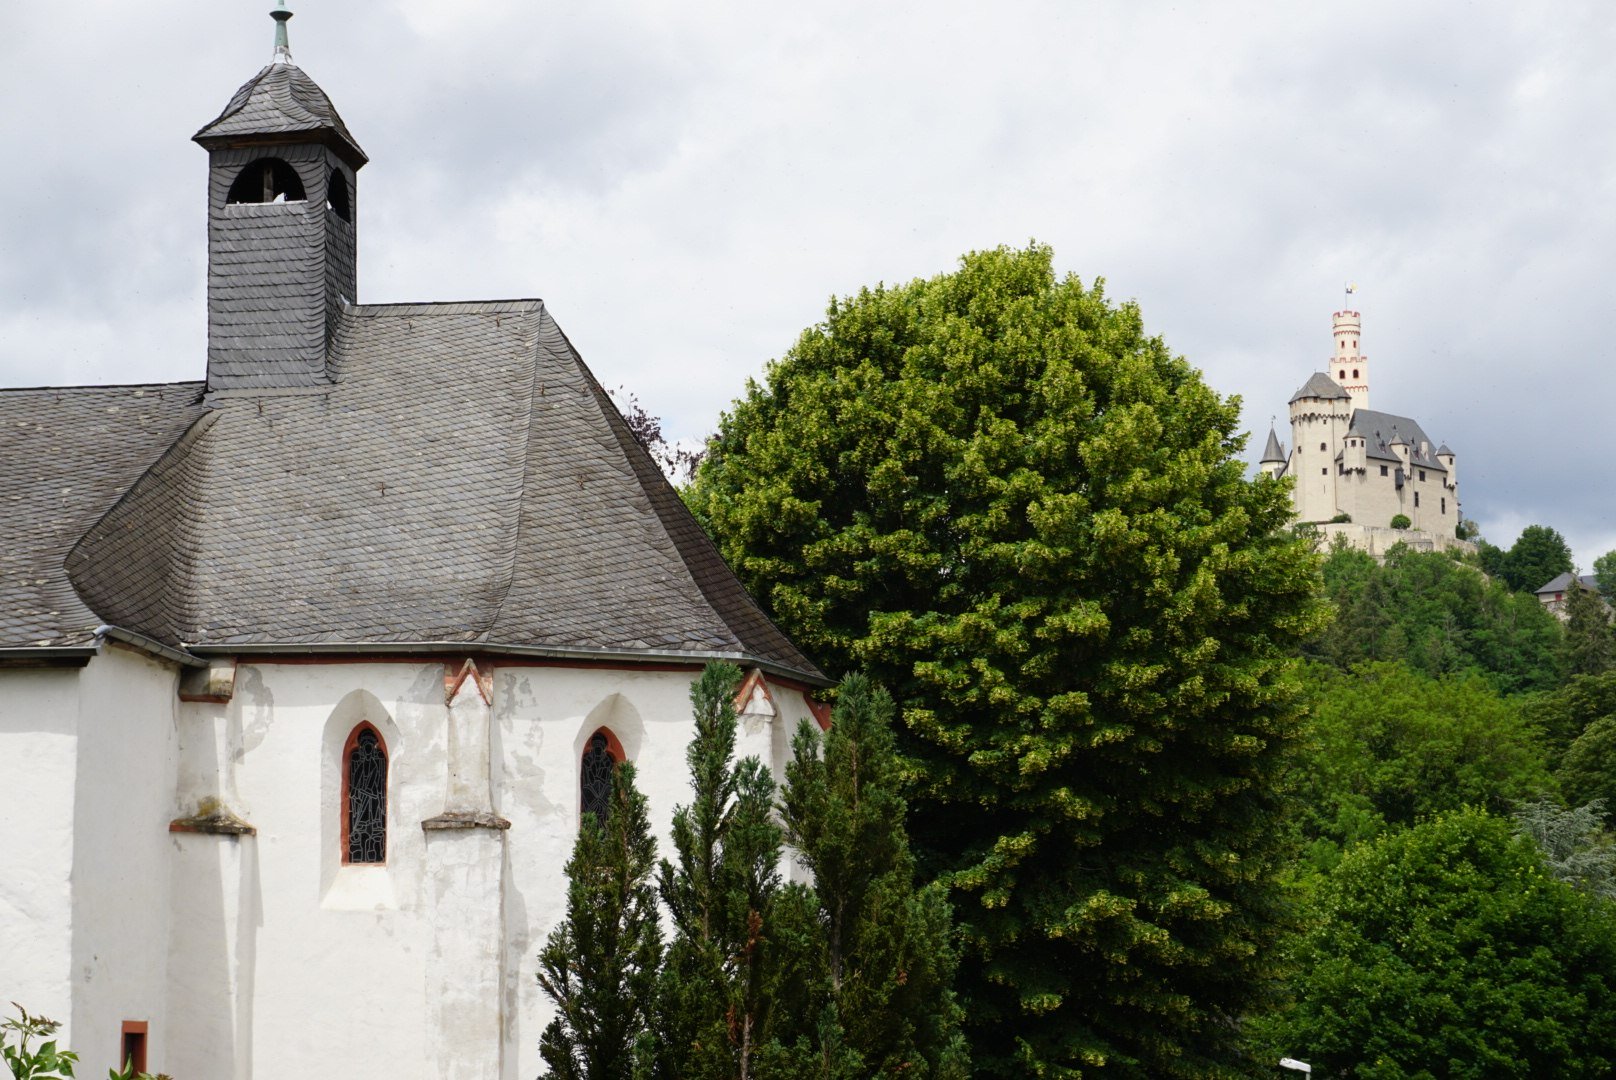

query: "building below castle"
xmin=1261 ymin=310 xmax=1472 ymax=557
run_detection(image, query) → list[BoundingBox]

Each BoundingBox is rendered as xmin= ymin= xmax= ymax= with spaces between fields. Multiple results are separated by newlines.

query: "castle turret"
xmin=192 ymin=2 xmax=367 ymax=394
xmin=1287 ymin=371 xmax=1352 ymax=522
xmin=1259 ymin=425 xmax=1287 ymax=477
xmin=1437 ymin=443 xmax=1456 ymax=491
xmin=1330 ymin=310 xmax=1369 ymax=411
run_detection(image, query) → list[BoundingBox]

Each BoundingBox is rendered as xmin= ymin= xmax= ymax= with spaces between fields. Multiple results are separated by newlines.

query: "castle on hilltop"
xmin=1260 ymin=311 xmax=1471 ymax=556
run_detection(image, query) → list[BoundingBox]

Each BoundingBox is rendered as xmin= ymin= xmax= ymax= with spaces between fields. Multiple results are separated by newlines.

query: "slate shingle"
xmin=50 ymin=301 xmax=823 ymax=681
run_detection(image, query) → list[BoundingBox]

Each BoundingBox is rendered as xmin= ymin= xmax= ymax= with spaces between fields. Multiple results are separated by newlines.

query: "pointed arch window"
xmin=227 ymin=157 xmax=306 ymax=204
xmin=343 ymin=723 xmax=388 ymax=864
xmin=580 ymin=728 xmax=625 ymax=825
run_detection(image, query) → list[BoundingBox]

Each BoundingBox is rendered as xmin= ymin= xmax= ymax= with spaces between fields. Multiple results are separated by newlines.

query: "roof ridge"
xmin=349 ymin=299 xmax=545 ymax=314
xmin=474 ymin=307 xmax=546 ymax=643
xmin=1 ymin=380 xmax=205 ymax=395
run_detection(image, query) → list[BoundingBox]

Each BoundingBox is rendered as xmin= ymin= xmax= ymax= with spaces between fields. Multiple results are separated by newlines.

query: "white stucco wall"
xmin=3 ymin=653 xmax=823 ymax=1079
xmin=0 ymin=667 xmax=81 ymax=1037
xmin=69 ymin=645 xmax=180 ymax=1075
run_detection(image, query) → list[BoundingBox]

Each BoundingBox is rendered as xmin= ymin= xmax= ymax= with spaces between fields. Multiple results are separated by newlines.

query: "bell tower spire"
xmin=271 ymin=1 xmax=295 ymax=65
xmin=193 ymin=13 xmax=367 ymax=394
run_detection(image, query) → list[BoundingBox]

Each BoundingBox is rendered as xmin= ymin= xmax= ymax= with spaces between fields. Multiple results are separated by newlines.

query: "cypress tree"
xmin=656 ymin=662 xmax=785 ymax=1080
xmin=767 ymin=674 xmax=970 ymax=1079
xmin=537 ymin=760 xmax=662 ymax=1080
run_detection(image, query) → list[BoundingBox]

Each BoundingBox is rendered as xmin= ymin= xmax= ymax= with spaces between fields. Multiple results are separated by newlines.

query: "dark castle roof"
xmin=194 ymin=62 xmax=367 ymax=167
xmin=1260 ymin=426 xmax=1286 ymax=463
xmin=1289 ymin=371 xmax=1351 ymax=403
xmin=1345 ymin=408 xmax=1447 ymax=472
xmin=23 ymin=301 xmax=821 ymax=680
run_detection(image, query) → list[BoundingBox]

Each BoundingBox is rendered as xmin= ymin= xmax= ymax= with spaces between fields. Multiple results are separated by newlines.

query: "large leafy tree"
xmin=1562 ymin=578 xmax=1615 ymax=677
xmin=537 ymin=761 xmax=663 ymax=1080
xmin=1262 ymin=809 xmax=1616 ymax=1077
xmin=1498 ymin=523 xmax=1574 ymax=593
xmin=690 ymin=244 xmax=1324 ymax=1076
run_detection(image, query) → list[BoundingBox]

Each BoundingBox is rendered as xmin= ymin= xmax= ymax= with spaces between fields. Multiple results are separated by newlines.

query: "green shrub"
xmin=1390 ymin=513 xmax=1411 ymax=529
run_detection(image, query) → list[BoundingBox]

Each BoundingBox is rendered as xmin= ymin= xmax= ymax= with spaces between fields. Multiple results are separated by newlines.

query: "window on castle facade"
xmin=1419 ymin=469 xmax=1426 ymax=481
xmin=1380 ymin=465 xmax=1388 ymax=476
xmin=1320 ymin=442 xmax=1327 ymax=451
xmin=1441 ymin=497 xmax=1446 ymax=514
xmin=343 ymin=724 xmax=387 ymax=864
xmin=1414 ymin=492 xmax=1420 ymax=507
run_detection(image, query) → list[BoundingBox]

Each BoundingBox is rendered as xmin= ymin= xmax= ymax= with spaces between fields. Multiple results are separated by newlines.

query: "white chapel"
xmin=0 ymin=10 xmax=828 ymax=1078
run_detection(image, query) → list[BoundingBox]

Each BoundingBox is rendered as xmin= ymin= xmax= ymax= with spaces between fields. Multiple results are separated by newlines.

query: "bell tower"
xmin=192 ymin=2 xmax=367 ymax=394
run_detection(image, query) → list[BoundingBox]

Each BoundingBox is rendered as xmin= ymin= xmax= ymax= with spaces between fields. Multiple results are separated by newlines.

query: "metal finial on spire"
xmin=271 ymin=1 xmax=294 ymax=65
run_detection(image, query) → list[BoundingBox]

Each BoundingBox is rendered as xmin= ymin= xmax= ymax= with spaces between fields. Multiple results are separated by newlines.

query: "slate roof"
xmin=194 ymin=63 xmax=366 ymax=167
xmin=1536 ymin=572 xmax=1598 ymax=596
xmin=1289 ymin=371 xmax=1351 ymax=403
xmin=1260 ymin=426 xmax=1286 ymax=463
xmin=0 ymin=383 xmax=206 ymax=649
xmin=1345 ymin=408 xmax=1448 ymax=472
xmin=45 ymin=300 xmax=823 ymax=682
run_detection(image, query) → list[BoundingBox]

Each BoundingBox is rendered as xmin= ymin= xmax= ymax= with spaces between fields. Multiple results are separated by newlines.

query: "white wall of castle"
xmin=0 ymin=649 xmax=821 ymax=1080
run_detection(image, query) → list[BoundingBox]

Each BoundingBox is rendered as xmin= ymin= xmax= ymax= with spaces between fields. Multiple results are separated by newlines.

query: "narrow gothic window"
xmin=344 ymin=725 xmax=387 ymax=863
xmin=1414 ymin=491 xmax=1421 ymax=508
xmin=1353 ymin=369 xmax=1359 ymax=378
xmin=1442 ymin=497 xmax=1447 ymax=513
xmin=227 ymin=157 xmax=306 ymax=204
xmin=581 ymin=730 xmax=621 ymax=825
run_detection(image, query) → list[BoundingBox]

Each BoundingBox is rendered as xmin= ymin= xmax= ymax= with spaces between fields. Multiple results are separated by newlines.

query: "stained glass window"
xmin=581 ymin=731 xmax=617 ymax=825
xmin=347 ymin=726 xmax=387 ymax=863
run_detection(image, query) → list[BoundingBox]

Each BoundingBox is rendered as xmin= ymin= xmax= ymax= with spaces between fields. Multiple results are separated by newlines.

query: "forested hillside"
xmin=1259 ymin=534 xmax=1616 ymax=1075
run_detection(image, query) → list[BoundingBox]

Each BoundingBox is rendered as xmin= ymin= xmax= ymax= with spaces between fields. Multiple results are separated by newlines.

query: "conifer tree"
xmin=538 ymin=761 xmax=663 ymax=1080
xmin=656 ymin=662 xmax=784 ymax=1080
xmin=1563 ymin=578 xmax=1614 ymax=677
xmin=768 ymin=674 xmax=970 ymax=1079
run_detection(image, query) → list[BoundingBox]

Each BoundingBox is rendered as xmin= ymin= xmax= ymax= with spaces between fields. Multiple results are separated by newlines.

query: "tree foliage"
xmin=538 ymin=761 xmax=663 ymax=1080
xmin=1562 ymin=578 xmax=1615 ymax=677
xmin=689 ymin=243 xmax=1324 ymax=1076
xmin=1291 ymin=661 xmax=1554 ymax=870
xmin=1263 ymin=810 xmax=1616 ymax=1078
xmin=1307 ymin=540 xmax=1562 ymax=694
xmin=1595 ymin=550 xmax=1616 ymax=600
xmin=1497 ymin=523 xmax=1574 ymax=593
xmin=1513 ymin=797 xmax=1616 ymax=899
xmin=764 ymin=675 xmax=969 ymax=1079
xmin=655 ymin=663 xmax=785 ymax=1080
xmin=1559 ymin=716 xmax=1616 ymax=824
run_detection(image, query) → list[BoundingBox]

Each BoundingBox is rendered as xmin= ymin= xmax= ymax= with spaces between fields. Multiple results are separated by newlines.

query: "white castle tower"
xmin=1329 ymin=310 xmax=1369 ymax=410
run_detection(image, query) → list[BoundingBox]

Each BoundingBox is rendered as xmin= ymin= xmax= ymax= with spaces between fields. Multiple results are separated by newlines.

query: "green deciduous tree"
xmin=1559 ymin=715 xmax=1616 ymax=824
xmin=1262 ymin=810 xmax=1616 ymax=1077
xmin=1524 ymin=671 xmax=1616 ymax=760
xmin=538 ymin=760 xmax=663 ymax=1080
xmin=1595 ymin=550 xmax=1616 ymax=600
xmin=656 ymin=663 xmax=784 ymax=1080
xmin=763 ymin=675 xmax=969 ymax=1079
xmin=1307 ymin=541 xmax=1562 ymax=694
xmin=1292 ymin=661 xmax=1554 ymax=870
xmin=1499 ymin=523 xmax=1574 ymax=593
xmin=689 ymin=243 xmax=1324 ymax=1076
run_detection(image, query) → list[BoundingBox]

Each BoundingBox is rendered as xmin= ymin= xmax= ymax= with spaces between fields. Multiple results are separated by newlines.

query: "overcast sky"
xmin=3 ymin=2 xmax=1613 ymax=566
